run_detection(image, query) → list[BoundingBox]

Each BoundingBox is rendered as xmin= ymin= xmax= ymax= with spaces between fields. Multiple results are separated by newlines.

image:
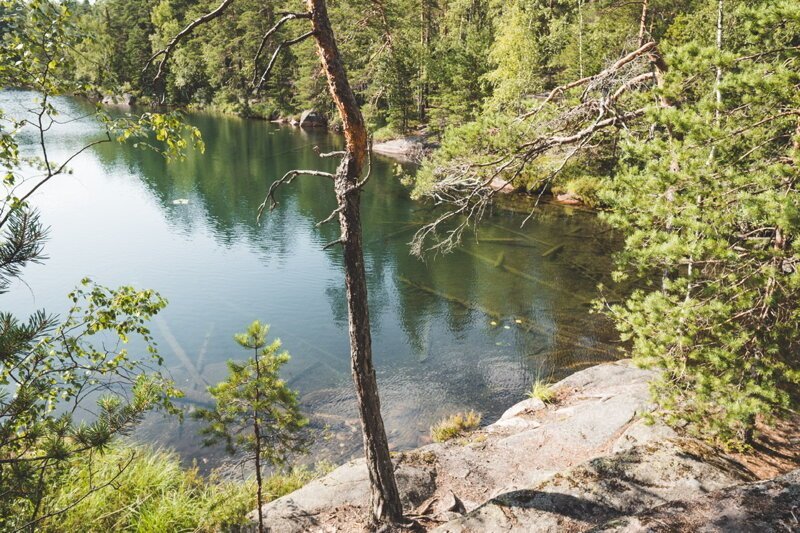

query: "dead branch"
xmin=315 ymin=147 xmax=346 ymax=158
xmin=612 ymin=72 xmax=656 ymax=100
xmin=411 ymin=101 xmax=646 ymax=255
xmin=316 ymin=205 xmax=344 ymax=227
xmin=255 ymin=31 xmax=315 ymax=92
xmin=323 ymin=237 xmax=344 ymax=250
xmin=317 ymin=140 xmax=372 ymax=226
xmin=251 ymin=12 xmax=312 ymax=86
xmin=517 ymin=41 xmax=657 ymax=122
xmin=349 ymin=138 xmax=373 ymax=192
xmin=256 ymin=169 xmax=334 ymax=222
xmin=143 ymin=0 xmax=236 ymax=85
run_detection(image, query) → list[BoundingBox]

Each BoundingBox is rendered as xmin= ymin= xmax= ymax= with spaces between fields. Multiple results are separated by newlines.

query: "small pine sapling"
xmin=193 ymin=321 xmax=309 ymax=533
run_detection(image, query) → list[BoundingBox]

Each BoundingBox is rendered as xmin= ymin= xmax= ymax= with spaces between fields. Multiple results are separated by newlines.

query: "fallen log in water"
xmin=476 ymin=237 xmax=539 ymax=249
xmin=369 ymin=223 xmax=421 ymax=244
xmin=195 ymin=322 xmax=214 ymax=375
xmin=488 ymin=222 xmax=554 ymax=247
xmin=396 ymin=275 xmax=611 ymax=356
xmin=458 ymin=247 xmax=576 ymax=299
xmin=542 ymin=244 xmax=565 ymax=258
xmin=155 ymin=316 xmax=210 ymax=392
xmin=396 ymin=275 xmax=503 ymax=321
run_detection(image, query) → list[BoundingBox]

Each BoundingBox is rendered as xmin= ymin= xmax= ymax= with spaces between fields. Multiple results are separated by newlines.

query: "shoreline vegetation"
xmin=2 ymin=0 xmax=798 ymax=530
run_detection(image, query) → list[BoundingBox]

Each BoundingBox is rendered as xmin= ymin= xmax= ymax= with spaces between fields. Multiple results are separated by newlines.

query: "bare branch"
xmin=251 ymin=12 xmax=312 ymax=86
xmin=316 ymin=205 xmax=344 ymax=227
xmin=323 ymin=238 xmax=344 ymax=250
xmin=314 ymin=146 xmax=346 ymax=158
xmin=143 ymin=0 xmax=236 ymax=86
xmin=412 ymin=101 xmax=646 ymax=255
xmin=257 ymin=169 xmax=334 ymax=222
xmin=612 ymin=72 xmax=656 ymax=100
xmin=516 ymin=41 xmax=657 ymax=122
xmin=348 ymin=138 xmax=373 ymax=192
xmin=255 ymin=31 xmax=316 ymax=92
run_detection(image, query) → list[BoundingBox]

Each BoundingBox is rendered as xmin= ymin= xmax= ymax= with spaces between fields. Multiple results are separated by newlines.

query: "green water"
xmin=4 ymin=90 xmax=620 ymax=465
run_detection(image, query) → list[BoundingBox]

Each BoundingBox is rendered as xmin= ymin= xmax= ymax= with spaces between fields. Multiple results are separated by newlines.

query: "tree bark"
xmin=306 ymin=0 xmax=405 ymax=525
xmin=253 ymin=347 xmax=265 ymax=533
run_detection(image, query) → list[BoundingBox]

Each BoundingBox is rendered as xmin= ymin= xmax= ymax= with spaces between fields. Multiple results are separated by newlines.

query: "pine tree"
xmin=193 ymin=321 xmax=309 ymax=533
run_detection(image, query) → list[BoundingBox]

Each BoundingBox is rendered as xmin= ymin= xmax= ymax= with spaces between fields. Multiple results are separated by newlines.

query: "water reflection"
xmin=3 ymin=91 xmax=621 ymax=466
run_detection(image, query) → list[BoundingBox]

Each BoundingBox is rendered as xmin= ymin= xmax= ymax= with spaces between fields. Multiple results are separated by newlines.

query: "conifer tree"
xmin=193 ymin=321 xmax=309 ymax=533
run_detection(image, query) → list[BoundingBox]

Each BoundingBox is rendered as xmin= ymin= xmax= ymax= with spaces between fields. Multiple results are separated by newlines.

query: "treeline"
xmin=68 ymin=0 xmax=664 ymax=136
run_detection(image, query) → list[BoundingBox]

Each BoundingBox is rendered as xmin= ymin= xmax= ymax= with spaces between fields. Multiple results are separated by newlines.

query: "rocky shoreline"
xmin=244 ymin=360 xmax=800 ymax=532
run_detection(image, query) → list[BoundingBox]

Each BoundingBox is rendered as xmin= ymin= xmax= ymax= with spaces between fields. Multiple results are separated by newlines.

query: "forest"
xmin=1 ymin=0 xmax=799 ymax=531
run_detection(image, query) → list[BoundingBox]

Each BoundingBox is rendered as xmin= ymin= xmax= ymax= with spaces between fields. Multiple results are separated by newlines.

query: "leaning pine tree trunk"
xmin=306 ymin=0 xmax=405 ymax=524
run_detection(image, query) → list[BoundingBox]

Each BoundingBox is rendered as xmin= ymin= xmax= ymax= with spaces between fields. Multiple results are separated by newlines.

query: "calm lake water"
xmin=3 ymin=90 xmax=620 ymax=466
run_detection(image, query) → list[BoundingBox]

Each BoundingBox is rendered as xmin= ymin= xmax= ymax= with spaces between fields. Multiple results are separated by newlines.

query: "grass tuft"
xmin=527 ymin=379 xmax=556 ymax=404
xmin=430 ymin=410 xmax=482 ymax=442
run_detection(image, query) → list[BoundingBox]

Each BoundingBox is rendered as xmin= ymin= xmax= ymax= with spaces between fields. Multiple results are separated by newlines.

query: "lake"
xmin=3 ymin=90 xmax=620 ymax=467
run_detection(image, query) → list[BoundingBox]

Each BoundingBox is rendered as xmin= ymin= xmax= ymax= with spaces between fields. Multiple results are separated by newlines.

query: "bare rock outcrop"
xmin=248 ymin=361 xmax=678 ymax=531
xmin=434 ymin=439 xmax=752 ymax=532
xmin=244 ymin=360 xmax=796 ymax=531
xmin=372 ymin=136 xmax=430 ymax=162
xmin=593 ymin=468 xmax=800 ymax=532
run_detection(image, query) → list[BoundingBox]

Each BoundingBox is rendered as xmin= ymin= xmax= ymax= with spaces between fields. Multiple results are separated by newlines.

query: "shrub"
xmin=372 ymin=125 xmax=403 ymax=143
xmin=430 ymin=410 xmax=482 ymax=442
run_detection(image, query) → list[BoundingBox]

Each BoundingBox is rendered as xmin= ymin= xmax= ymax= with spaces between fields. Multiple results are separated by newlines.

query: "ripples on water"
xmin=3 ymin=90 xmax=622 ymax=468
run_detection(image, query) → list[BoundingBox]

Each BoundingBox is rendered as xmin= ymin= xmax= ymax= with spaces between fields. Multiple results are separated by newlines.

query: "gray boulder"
xmin=101 ymin=92 xmax=136 ymax=106
xmin=299 ymin=109 xmax=327 ymax=128
xmin=372 ymin=136 xmax=427 ymax=162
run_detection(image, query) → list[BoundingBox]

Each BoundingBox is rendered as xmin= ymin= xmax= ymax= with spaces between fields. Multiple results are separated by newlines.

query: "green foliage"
xmin=0 ymin=3 xmax=203 ymax=528
xmin=527 ymin=379 xmax=556 ymax=404
xmin=599 ymin=0 xmax=800 ymax=447
xmin=193 ymin=321 xmax=310 ymax=528
xmin=551 ymin=176 xmax=604 ymax=208
xmin=430 ymin=410 xmax=481 ymax=442
xmin=194 ymin=321 xmax=309 ymax=463
xmin=0 ymin=280 xmax=182 ymax=530
xmin=261 ymin=462 xmax=336 ymax=501
xmin=39 ymin=444 xmax=255 ymax=532
xmin=410 ymin=0 xmax=800 ymax=450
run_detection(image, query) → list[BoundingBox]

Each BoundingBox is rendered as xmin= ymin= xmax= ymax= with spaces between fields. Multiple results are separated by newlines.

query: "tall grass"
xmin=39 ymin=444 xmax=331 ymax=532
